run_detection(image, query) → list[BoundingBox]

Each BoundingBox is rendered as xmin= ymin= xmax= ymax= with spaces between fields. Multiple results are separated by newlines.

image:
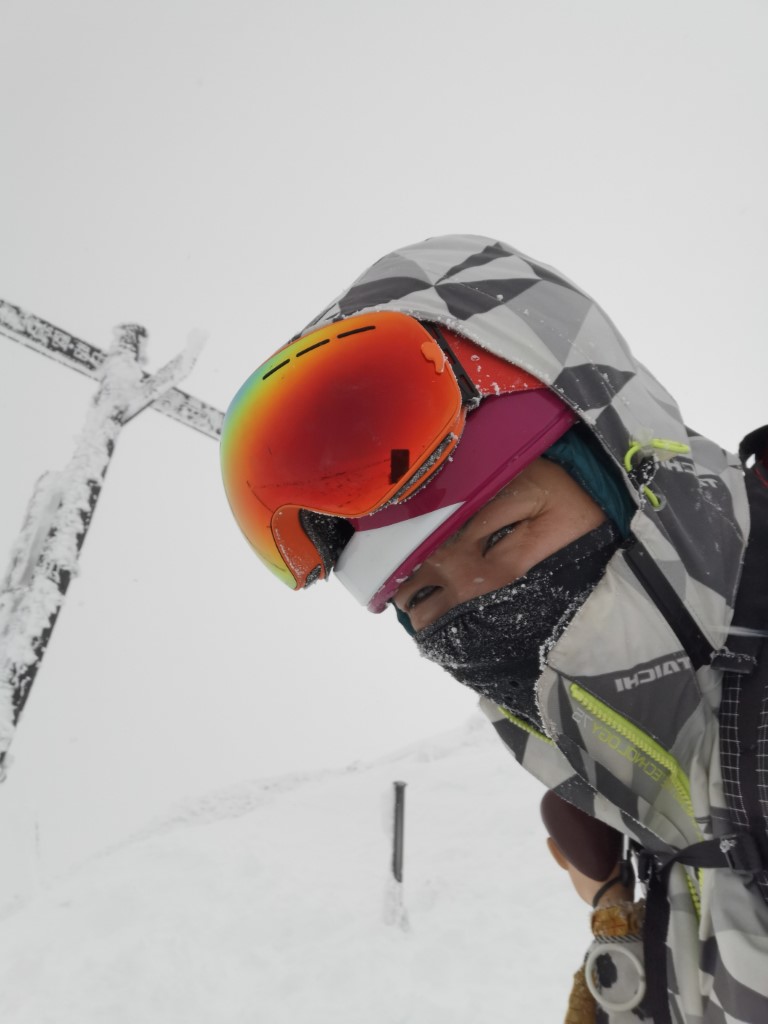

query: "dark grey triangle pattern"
xmin=434 ymin=277 xmax=537 ymax=320
xmin=619 ymin=809 xmax=665 ymax=852
xmin=437 ymin=240 xmax=512 ymax=281
xmin=338 ymin=275 xmax=433 ymax=317
xmin=593 ymin=761 xmax=643 ymax=829
xmin=336 ymin=253 xmax=435 ymax=317
xmin=551 ymin=774 xmax=597 ymax=817
xmin=490 ymin=716 xmax=529 ymax=763
xmin=699 ymin=936 xmax=768 ymax=1021
xmin=515 ymin=253 xmax=583 ymax=293
xmin=505 ymin=281 xmax=593 ymax=365
xmin=554 ymin=363 xmax=637 ymax=413
xmin=654 ymin=472 xmax=745 ymax=597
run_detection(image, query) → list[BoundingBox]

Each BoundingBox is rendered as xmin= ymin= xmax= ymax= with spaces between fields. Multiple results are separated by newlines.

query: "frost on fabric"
xmin=412 ymin=523 xmax=621 ymax=730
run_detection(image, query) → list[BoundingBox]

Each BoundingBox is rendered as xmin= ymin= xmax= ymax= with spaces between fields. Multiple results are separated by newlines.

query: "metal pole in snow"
xmin=392 ymin=781 xmax=406 ymax=883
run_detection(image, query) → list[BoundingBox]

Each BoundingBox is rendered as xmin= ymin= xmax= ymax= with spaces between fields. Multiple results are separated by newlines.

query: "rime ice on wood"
xmin=0 ymin=314 xmax=218 ymax=775
xmin=0 ymin=299 xmax=223 ymax=440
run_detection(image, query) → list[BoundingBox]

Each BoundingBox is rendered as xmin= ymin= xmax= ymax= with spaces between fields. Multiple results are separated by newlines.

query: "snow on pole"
xmin=0 ymin=299 xmax=224 ymax=439
xmin=0 ymin=322 xmax=205 ymax=777
xmin=0 ymin=471 xmax=64 ymax=757
xmin=0 ymin=471 xmax=64 ymax=631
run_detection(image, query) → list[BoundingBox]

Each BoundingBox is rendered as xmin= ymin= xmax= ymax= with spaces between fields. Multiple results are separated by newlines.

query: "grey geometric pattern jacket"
xmin=298 ymin=234 xmax=767 ymax=1023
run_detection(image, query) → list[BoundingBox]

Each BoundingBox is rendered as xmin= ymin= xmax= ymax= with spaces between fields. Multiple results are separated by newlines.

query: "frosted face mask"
xmin=412 ymin=521 xmax=621 ymax=727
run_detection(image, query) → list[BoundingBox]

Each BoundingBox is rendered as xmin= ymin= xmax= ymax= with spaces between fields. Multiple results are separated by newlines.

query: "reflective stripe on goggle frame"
xmin=221 ymin=312 xmax=475 ymax=589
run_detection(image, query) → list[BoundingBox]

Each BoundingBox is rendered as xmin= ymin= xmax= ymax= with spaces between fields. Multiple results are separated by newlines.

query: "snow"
xmin=0 ymin=716 xmax=588 ymax=1024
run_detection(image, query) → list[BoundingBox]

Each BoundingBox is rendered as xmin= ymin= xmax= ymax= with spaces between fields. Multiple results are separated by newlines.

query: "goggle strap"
xmin=388 ymin=432 xmax=458 ymax=504
xmin=299 ymin=509 xmax=354 ymax=582
xmin=424 ymin=323 xmax=482 ymax=408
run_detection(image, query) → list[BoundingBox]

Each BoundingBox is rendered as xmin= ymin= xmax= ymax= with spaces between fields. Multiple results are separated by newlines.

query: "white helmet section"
xmin=335 ymin=503 xmax=462 ymax=606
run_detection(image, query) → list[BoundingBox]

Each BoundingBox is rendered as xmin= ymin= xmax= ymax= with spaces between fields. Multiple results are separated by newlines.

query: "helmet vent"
xmin=262 ymin=358 xmax=290 ymax=380
xmin=337 ymin=324 xmax=376 ymax=340
xmin=261 ymin=324 xmax=378 ymax=381
xmin=296 ymin=338 xmax=330 ymax=358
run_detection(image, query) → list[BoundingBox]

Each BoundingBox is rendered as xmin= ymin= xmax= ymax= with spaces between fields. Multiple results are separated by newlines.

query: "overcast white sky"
xmin=1 ymin=0 xmax=767 ymax=908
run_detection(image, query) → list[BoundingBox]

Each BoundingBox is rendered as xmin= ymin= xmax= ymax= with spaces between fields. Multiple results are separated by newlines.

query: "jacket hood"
xmin=301 ymin=233 xmax=749 ymax=657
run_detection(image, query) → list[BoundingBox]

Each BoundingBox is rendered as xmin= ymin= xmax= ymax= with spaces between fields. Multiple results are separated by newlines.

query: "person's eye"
xmin=483 ymin=522 xmax=518 ymax=555
xmin=406 ymin=585 xmax=439 ymax=611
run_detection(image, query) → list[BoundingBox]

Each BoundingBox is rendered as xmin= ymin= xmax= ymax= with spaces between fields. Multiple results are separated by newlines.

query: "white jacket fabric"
xmin=299 ymin=234 xmax=767 ymax=1023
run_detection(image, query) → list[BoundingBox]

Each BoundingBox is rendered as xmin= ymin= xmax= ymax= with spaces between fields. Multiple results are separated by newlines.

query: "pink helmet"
xmin=337 ymin=371 xmax=577 ymax=611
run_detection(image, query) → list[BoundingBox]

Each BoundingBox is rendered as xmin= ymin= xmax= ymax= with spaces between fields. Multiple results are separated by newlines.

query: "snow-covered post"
xmin=383 ymin=780 xmax=409 ymax=931
xmin=0 ymin=323 xmax=202 ymax=776
xmin=392 ymin=781 xmax=406 ymax=883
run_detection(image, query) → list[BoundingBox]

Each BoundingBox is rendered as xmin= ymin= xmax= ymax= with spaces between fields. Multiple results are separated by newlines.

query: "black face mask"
xmin=412 ymin=521 xmax=621 ymax=729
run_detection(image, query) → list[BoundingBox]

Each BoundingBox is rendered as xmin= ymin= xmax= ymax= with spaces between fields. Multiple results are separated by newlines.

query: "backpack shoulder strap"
xmin=719 ymin=455 xmax=768 ymax=904
xmin=739 ymin=423 xmax=768 ymax=481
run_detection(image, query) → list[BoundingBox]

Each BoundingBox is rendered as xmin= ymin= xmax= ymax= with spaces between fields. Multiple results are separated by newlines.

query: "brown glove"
xmin=540 ymin=789 xmax=623 ymax=882
xmin=564 ymin=965 xmax=597 ymax=1024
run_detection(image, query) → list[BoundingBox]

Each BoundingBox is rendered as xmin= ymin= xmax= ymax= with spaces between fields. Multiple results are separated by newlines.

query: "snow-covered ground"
xmin=0 ymin=716 xmax=587 ymax=1024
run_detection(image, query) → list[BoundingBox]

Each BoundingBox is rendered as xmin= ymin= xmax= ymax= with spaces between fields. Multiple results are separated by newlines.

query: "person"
xmin=220 ymin=234 xmax=768 ymax=1024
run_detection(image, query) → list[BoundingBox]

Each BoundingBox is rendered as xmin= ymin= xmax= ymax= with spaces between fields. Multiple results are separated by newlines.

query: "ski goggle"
xmin=221 ymin=311 xmax=544 ymax=590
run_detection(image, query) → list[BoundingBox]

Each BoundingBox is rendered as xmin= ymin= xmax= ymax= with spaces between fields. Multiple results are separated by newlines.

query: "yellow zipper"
xmin=569 ymin=682 xmax=698 ymax=828
xmin=570 ymin=682 xmax=703 ymax=919
xmin=686 ymin=871 xmax=703 ymax=919
xmin=498 ymin=706 xmax=553 ymax=744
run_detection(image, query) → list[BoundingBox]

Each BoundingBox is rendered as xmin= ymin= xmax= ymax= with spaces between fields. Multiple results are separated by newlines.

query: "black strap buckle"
xmin=618 ymin=853 xmax=635 ymax=890
xmin=710 ymin=647 xmax=758 ymax=675
xmin=424 ymin=323 xmax=481 ymax=408
xmin=718 ymin=833 xmax=765 ymax=874
xmin=626 ymin=454 xmax=657 ymax=491
xmin=636 ymin=848 xmax=658 ymax=885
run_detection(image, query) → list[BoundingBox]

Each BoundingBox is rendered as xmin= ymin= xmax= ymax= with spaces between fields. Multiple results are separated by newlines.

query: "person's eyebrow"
xmin=450 ymin=485 xmax=519 ymax=542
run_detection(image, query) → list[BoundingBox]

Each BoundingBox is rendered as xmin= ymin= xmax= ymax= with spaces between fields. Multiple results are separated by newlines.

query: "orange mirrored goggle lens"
xmin=220 ymin=312 xmax=468 ymax=589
